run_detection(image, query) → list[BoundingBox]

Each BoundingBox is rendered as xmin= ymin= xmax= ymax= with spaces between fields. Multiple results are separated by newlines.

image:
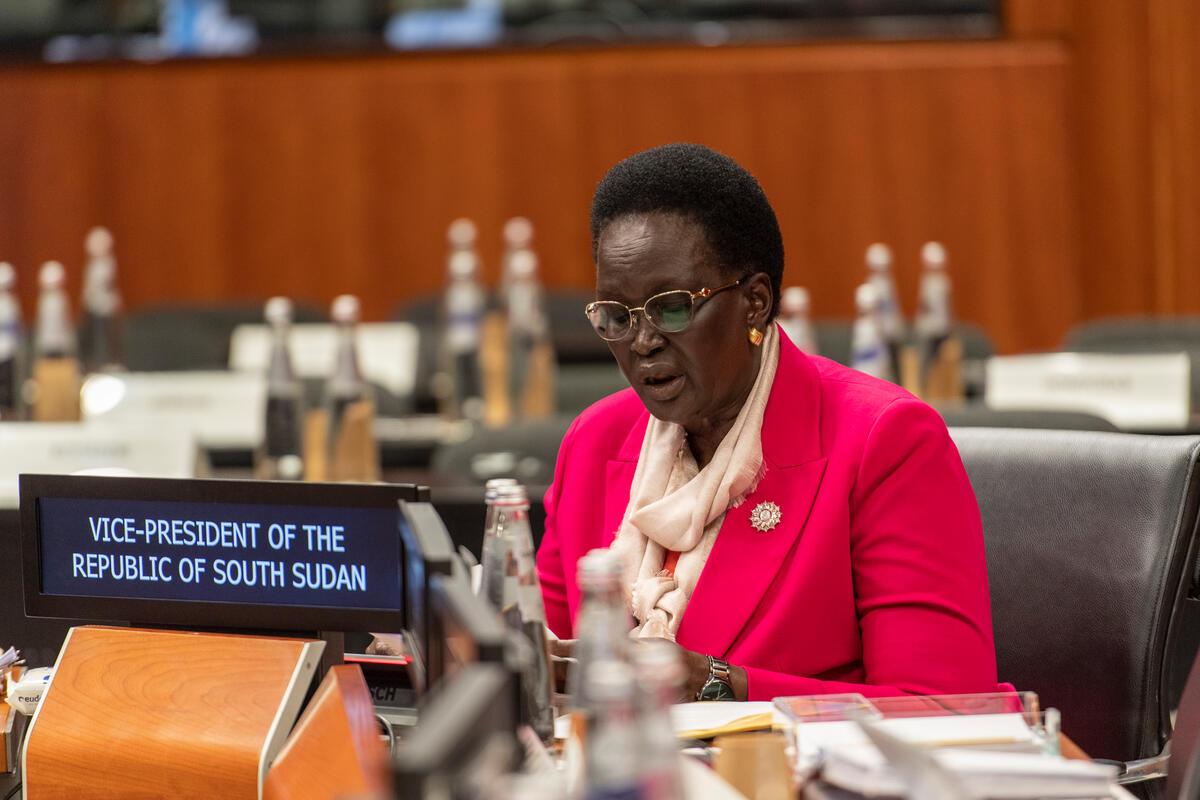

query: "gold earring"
xmin=748 ymin=327 xmax=764 ymax=346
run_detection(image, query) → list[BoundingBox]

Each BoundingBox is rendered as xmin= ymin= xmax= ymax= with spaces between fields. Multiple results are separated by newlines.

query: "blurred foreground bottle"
xmin=257 ymin=296 xmax=305 ymax=481
xmin=79 ymin=226 xmax=124 ymax=373
xmin=503 ymin=250 xmax=555 ymax=422
xmin=778 ymin=286 xmax=817 ymax=354
xmin=865 ymin=243 xmax=905 ymax=378
xmin=634 ymin=642 xmax=686 ymax=800
xmin=850 ymin=283 xmax=893 ymax=382
xmin=439 ymin=219 xmax=485 ymax=421
xmin=321 ymin=294 xmax=378 ymax=482
xmin=478 ymin=477 xmax=519 ymax=610
xmin=566 ymin=548 xmax=632 ymax=779
xmin=0 ymin=263 xmax=23 ymax=419
xmin=482 ymin=482 xmax=555 ymax=743
xmin=31 ymin=261 xmax=81 ymax=421
xmin=584 ymin=661 xmax=643 ymax=800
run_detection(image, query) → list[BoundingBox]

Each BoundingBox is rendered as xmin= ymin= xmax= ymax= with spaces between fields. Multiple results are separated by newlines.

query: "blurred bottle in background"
xmin=865 ymin=243 xmax=905 ymax=378
xmin=258 ymin=296 xmax=305 ymax=481
xmin=31 ymin=261 xmax=81 ymax=421
xmin=326 ymin=293 xmax=372 ymax=455
xmin=850 ymin=283 xmax=893 ymax=381
xmin=0 ymin=263 xmax=23 ymax=419
xmin=79 ymin=226 xmax=125 ymax=373
xmin=503 ymin=249 xmax=555 ymax=420
xmin=500 ymin=217 xmax=534 ymax=300
xmin=440 ymin=218 xmax=486 ymax=421
xmin=634 ymin=642 xmax=686 ymax=800
xmin=916 ymin=241 xmax=953 ymax=381
xmin=777 ymin=286 xmax=817 ymax=354
xmin=478 ymin=476 xmax=519 ymax=611
xmin=584 ymin=661 xmax=643 ymax=800
xmin=484 ymin=482 xmax=555 ymax=744
xmin=34 ymin=261 xmax=75 ymax=360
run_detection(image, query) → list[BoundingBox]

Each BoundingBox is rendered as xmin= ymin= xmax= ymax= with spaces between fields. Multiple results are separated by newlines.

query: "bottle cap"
xmin=331 ymin=294 xmax=360 ymax=324
xmin=921 ymin=241 xmax=947 ymax=269
xmin=781 ymin=286 xmax=809 ymax=313
xmin=39 ymin=261 xmax=65 ymax=289
xmin=866 ymin=243 xmax=892 ymax=272
xmin=503 ymin=217 xmax=533 ymax=248
xmin=855 ymin=283 xmax=879 ymax=314
xmin=447 ymin=218 xmax=477 ymax=249
xmin=264 ymin=296 xmax=293 ymax=326
xmin=85 ymin=226 xmax=114 ymax=259
xmin=510 ymin=250 xmax=538 ymax=280
xmin=484 ymin=477 xmax=519 ymax=502
xmin=448 ymin=250 xmax=478 ymax=280
xmin=578 ymin=548 xmax=623 ymax=587
xmin=0 ymin=263 xmax=14 ymax=291
xmin=492 ymin=482 xmax=530 ymax=506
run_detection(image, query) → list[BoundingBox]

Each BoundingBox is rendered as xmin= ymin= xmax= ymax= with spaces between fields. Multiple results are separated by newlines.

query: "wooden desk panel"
xmin=0 ymin=39 xmax=1076 ymax=353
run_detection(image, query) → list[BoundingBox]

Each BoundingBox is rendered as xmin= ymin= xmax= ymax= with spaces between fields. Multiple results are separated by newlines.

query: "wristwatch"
xmin=697 ymin=655 xmax=736 ymax=701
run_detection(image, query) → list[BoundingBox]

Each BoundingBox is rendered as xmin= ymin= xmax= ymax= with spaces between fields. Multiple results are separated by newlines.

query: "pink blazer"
xmin=536 ymin=331 xmax=999 ymax=700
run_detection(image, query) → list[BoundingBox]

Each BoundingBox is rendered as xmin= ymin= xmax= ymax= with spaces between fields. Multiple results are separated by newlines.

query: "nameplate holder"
xmin=81 ymin=371 xmax=266 ymax=450
xmin=21 ymin=626 xmax=323 ymax=800
xmin=229 ymin=323 xmax=420 ymax=399
xmin=0 ymin=423 xmax=195 ymax=508
xmin=985 ymin=352 xmax=1192 ymax=430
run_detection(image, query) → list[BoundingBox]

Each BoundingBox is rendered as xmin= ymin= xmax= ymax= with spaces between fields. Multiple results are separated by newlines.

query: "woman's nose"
xmin=629 ymin=313 xmax=666 ymax=356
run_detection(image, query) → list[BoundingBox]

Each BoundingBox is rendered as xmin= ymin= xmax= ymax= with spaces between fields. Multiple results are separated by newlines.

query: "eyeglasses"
xmin=584 ymin=279 xmax=743 ymax=342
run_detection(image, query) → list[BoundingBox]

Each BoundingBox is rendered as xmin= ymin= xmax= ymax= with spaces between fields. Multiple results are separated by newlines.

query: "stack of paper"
xmin=822 ymin=744 xmax=1118 ymax=798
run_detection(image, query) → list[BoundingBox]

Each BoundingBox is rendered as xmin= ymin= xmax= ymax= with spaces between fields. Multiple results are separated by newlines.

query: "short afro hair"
xmin=590 ymin=143 xmax=784 ymax=320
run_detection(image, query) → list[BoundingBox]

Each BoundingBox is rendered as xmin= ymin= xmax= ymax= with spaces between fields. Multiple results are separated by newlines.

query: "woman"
xmin=537 ymin=143 xmax=998 ymax=702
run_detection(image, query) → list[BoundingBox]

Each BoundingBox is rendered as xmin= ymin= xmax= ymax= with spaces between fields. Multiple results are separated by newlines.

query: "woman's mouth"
xmin=641 ymin=373 xmax=686 ymax=402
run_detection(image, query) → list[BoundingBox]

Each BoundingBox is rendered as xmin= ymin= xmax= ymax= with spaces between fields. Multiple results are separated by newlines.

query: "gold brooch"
xmin=749 ymin=501 xmax=782 ymax=532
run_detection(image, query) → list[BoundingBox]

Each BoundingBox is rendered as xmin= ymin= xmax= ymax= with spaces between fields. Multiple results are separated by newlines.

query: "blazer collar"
xmin=612 ymin=327 xmax=823 ymax=466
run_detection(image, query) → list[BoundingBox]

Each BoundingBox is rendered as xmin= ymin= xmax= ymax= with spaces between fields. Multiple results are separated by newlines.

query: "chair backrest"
xmin=816 ymin=320 xmax=995 ymax=366
xmin=938 ymin=405 xmax=1119 ymax=432
xmin=1169 ymin=645 xmax=1200 ymax=799
xmin=125 ymin=302 xmax=325 ymax=372
xmin=950 ymin=428 xmax=1200 ymax=762
xmin=1064 ymin=316 xmax=1200 ymax=402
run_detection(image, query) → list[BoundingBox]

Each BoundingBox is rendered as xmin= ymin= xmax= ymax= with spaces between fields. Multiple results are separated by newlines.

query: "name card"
xmin=985 ymin=352 xmax=1192 ymax=431
xmin=81 ymin=371 xmax=266 ymax=449
xmin=0 ymin=423 xmax=196 ymax=507
xmin=228 ymin=322 xmax=420 ymax=399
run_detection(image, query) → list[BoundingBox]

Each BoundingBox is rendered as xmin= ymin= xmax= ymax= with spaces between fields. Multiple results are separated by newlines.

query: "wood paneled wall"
xmin=0 ymin=0 xmax=1194 ymax=354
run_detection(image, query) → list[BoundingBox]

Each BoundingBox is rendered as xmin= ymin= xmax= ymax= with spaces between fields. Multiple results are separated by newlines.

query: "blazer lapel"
xmin=676 ymin=457 xmax=826 ymax=657
xmin=676 ymin=330 xmax=828 ymax=657
xmin=602 ymin=411 xmax=649 ymax=547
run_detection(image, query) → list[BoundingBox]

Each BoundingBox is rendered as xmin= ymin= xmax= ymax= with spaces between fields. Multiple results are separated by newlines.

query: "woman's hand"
xmin=638 ymin=639 xmax=748 ymax=702
xmin=549 ymin=638 xmax=577 ymax=695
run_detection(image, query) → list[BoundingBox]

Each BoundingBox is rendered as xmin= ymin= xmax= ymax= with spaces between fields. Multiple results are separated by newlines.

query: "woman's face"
xmin=594 ymin=212 xmax=771 ymax=431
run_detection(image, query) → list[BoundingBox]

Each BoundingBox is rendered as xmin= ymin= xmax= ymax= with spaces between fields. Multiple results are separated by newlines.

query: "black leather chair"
xmin=938 ymin=405 xmax=1119 ymax=432
xmin=124 ymin=301 xmax=326 ymax=372
xmin=1168 ymin=645 xmax=1200 ymax=798
xmin=950 ymin=428 xmax=1200 ymax=781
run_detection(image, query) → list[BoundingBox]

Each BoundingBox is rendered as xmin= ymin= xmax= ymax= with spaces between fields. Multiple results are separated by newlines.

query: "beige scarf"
xmin=610 ymin=324 xmax=780 ymax=640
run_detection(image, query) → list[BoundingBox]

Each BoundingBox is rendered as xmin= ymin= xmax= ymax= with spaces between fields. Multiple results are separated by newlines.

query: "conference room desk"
xmin=0 ymin=731 xmax=1119 ymax=800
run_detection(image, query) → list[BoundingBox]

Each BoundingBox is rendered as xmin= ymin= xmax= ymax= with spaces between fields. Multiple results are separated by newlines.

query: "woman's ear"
xmin=745 ymin=272 xmax=773 ymax=328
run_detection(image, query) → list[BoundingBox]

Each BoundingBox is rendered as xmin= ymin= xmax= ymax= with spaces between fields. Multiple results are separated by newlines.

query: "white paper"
xmin=229 ymin=322 xmax=420 ymax=398
xmin=823 ymin=743 xmax=1117 ymax=799
xmin=81 ymin=371 xmax=266 ymax=449
xmin=670 ymin=701 xmax=783 ymax=735
xmin=0 ymin=422 xmax=196 ymax=508
xmin=985 ymin=352 xmax=1191 ymax=431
